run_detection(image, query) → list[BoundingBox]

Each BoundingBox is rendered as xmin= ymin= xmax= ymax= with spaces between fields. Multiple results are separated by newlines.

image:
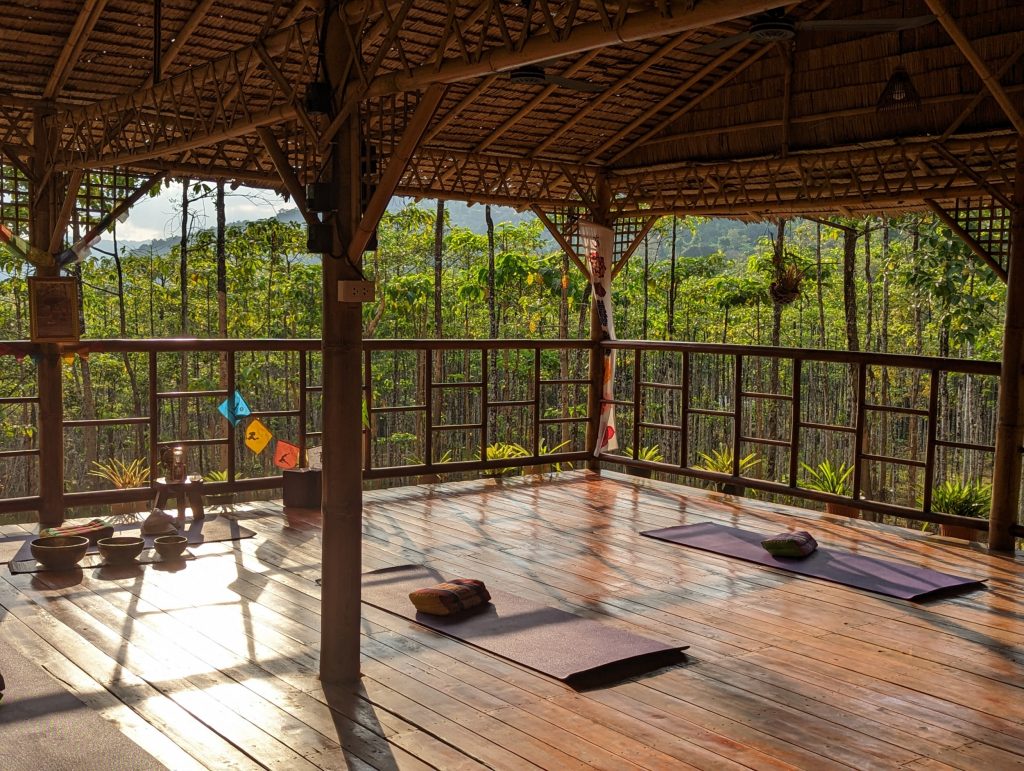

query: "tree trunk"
xmin=815 ymin=222 xmax=826 ymax=347
xmin=642 ymin=236 xmax=650 ymax=339
xmin=433 ymin=199 xmax=444 ymax=339
xmin=668 ymin=216 xmax=677 ymax=339
xmin=842 ymin=227 xmax=859 ymax=352
xmin=486 ymin=204 xmax=497 ymax=339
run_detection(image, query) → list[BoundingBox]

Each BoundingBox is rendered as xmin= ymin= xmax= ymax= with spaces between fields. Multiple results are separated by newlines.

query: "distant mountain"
xmin=95 ymin=195 xmax=765 ymax=261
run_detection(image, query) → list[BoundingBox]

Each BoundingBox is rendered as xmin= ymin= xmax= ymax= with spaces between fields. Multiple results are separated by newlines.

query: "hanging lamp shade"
xmin=876 ymin=66 xmax=922 ymax=112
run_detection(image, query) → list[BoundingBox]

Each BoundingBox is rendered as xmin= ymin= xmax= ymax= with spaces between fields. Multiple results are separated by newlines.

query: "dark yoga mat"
xmin=7 ymin=517 xmax=253 ymax=573
xmin=362 ymin=565 xmax=687 ymax=687
xmin=0 ymin=643 xmax=165 ymax=770
xmin=641 ymin=522 xmax=985 ymax=601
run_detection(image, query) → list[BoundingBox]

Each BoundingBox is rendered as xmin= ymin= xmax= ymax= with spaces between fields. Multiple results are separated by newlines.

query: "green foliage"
xmin=89 ymin=458 xmax=150 ymax=488
xmin=477 ymin=442 xmax=529 ymax=477
xmin=624 ymin=445 xmax=664 ymax=463
xmin=204 ymin=469 xmax=228 ymax=482
xmin=800 ymin=460 xmax=854 ymax=495
xmin=695 ymin=447 xmax=761 ymax=476
xmin=931 ymin=480 xmax=991 ymax=519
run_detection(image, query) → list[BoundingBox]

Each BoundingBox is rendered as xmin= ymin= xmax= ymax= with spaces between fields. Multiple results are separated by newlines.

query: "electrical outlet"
xmin=338 ymin=280 xmax=376 ymax=303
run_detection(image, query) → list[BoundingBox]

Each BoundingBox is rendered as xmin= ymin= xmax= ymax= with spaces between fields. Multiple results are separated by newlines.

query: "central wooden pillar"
xmin=320 ymin=26 xmax=365 ymax=686
xmin=989 ymin=141 xmax=1024 ymax=552
xmin=29 ymin=106 xmax=65 ymax=527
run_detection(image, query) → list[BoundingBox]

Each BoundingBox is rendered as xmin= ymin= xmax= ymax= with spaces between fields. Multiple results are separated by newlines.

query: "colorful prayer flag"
xmin=218 ymin=390 xmax=251 ymax=426
xmin=273 ymin=440 xmax=300 ymax=469
xmin=306 ymin=445 xmax=323 ymax=469
xmin=244 ymin=418 xmax=272 ymax=454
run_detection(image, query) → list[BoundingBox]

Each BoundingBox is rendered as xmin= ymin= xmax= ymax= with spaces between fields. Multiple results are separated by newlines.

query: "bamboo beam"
xmin=585 ymin=37 xmax=754 ymax=163
xmin=924 ymin=0 xmax=1024 ymax=136
xmin=257 ymin=127 xmax=316 ymax=228
xmin=1 ymin=142 xmax=36 ymax=182
xmin=47 ymin=169 xmax=83 ymax=254
xmin=926 ymin=199 xmax=1008 ymax=282
xmin=941 ymin=41 xmax=1024 ymax=141
xmin=989 ymin=142 xmax=1024 ymax=552
xmin=474 ymin=50 xmax=603 ymax=154
xmin=44 ymin=0 xmax=108 ymax=98
xmin=364 ymin=0 xmax=790 ymax=97
xmin=348 ymin=83 xmax=446 ymax=259
xmin=151 ymin=0 xmax=218 ymax=82
xmin=531 ymin=206 xmax=588 ymax=276
xmin=530 ymin=35 xmax=691 ymax=159
xmin=423 ymin=76 xmax=500 ymax=144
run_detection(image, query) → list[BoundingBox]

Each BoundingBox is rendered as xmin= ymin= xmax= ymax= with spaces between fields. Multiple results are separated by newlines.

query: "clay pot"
xmin=825 ymin=502 xmax=861 ymax=519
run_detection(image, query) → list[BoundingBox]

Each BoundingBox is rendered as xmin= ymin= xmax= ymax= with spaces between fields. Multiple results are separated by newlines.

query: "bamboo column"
xmin=29 ymin=106 xmax=65 ymax=527
xmin=319 ymin=22 xmax=365 ymax=686
xmin=989 ymin=141 xmax=1024 ymax=551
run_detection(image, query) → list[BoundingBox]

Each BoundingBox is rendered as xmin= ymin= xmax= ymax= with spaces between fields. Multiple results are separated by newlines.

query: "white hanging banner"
xmin=579 ymin=220 xmax=618 ymax=455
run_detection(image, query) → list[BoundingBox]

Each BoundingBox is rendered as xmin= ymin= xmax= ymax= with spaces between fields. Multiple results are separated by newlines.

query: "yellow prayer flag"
xmin=244 ymin=418 xmax=273 ymax=454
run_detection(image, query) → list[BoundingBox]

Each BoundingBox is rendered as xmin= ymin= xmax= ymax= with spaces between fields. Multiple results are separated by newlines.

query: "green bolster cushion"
xmin=761 ymin=530 xmax=818 ymax=558
xmin=39 ymin=518 xmax=113 ymax=544
xmin=409 ymin=578 xmax=491 ymax=616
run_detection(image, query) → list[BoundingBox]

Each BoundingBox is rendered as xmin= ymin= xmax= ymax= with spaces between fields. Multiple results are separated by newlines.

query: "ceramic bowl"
xmin=97 ymin=536 xmax=145 ymax=565
xmin=30 ymin=535 xmax=89 ymax=570
xmin=153 ymin=534 xmax=188 ymax=560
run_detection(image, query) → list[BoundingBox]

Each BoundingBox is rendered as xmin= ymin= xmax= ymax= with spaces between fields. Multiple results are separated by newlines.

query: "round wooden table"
xmin=151 ymin=476 xmax=206 ymax=521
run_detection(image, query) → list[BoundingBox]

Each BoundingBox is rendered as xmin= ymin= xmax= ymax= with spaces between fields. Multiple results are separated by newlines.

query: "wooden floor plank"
xmin=3 ymin=471 xmax=1022 ymax=770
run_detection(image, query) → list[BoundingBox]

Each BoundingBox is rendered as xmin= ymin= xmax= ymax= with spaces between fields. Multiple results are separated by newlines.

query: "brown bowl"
xmin=97 ymin=536 xmax=145 ymax=565
xmin=30 ymin=536 xmax=89 ymax=570
xmin=154 ymin=534 xmax=188 ymax=560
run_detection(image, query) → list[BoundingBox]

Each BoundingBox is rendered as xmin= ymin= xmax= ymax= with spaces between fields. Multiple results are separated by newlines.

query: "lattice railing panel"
xmin=953 ymin=196 xmax=1013 ymax=272
xmin=0 ymin=161 xmax=30 ymax=237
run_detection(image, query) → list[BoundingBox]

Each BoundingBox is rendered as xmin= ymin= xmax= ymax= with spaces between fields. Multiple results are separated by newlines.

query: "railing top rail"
xmin=0 ymin=337 xmax=1001 ymax=376
xmin=603 ymin=340 xmax=1001 ymax=376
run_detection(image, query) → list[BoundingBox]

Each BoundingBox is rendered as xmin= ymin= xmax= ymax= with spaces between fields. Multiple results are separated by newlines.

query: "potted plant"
xmin=622 ymin=445 xmax=664 ymax=478
xmin=800 ymin=459 xmax=858 ymax=518
xmin=89 ymin=458 xmax=149 ymax=521
xmin=204 ymin=469 xmax=236 ymax=507
xmin=931 ymin=480 xmax=990 ymax=541
xmin=694 ymin=446 xmax=761 ymax=495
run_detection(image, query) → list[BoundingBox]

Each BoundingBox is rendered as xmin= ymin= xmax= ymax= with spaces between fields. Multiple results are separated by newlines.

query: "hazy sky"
xmin=110 ymin=183 xmax=287 ymax=245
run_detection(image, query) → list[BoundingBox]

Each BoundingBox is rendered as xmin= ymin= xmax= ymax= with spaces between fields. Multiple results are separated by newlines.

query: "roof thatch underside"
xmin=1 ymin=0 xmax=1022 ymax=223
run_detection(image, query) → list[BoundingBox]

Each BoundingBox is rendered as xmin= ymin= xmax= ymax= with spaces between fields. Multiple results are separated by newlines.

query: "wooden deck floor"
xmin=2 ymin=470 xmax=1023 ymax=770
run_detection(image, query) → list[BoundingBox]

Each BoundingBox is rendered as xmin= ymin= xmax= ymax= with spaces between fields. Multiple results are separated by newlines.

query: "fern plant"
xmin=694 ymin=447 xmax=761 ymax=476
xmin=624 ymin=445 xmax=664 ymax=463
xmin=931 ymin=480 xmax=991 ymax=519
xmin=477 ymin=442 xmax=529 ymax=477
xmin=89 ymin=458 xmax=150 ymax=488
xmin=800 ymin=460 xmax=853 ymax=496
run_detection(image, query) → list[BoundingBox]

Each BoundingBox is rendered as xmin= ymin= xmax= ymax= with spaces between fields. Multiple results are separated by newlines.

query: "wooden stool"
xmin=152 ymin=477 xmax=205 ymax=522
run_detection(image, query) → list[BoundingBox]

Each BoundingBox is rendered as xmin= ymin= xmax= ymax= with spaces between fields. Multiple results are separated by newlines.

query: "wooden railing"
xmin=0 ymin=337 xmax=1016 ymax=538
xmin=600 ymin=340 xmax=1006 ymax=535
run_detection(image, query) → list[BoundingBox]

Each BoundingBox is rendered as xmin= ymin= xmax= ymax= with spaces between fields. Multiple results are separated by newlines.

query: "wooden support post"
xmin=29 ymin=107 xmax=64 ymax=526
xmin=989 ymin=142 xmax=1024 ymax=551
xmin=319 ymin=20 xmax=365 ymax=687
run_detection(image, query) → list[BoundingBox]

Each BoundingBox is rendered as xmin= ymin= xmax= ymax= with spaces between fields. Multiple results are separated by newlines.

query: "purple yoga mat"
xmin=641 ymin=522 xmax=985 ymax=601
xmin=362 ymin=565 xmax=687 ymax=686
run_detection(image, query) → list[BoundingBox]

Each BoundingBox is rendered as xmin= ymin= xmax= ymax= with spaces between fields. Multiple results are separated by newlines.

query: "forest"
xmin=0 ymin=178 xmax=1007 ymax=531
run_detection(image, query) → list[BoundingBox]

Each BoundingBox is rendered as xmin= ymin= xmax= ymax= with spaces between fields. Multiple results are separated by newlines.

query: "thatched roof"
xmin=1 ymin=0 xmax=1022 ymax=223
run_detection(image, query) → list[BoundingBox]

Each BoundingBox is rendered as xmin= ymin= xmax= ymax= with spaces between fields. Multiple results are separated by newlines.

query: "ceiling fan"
xmin=506 ymin=64 xmax=605 ymax=93
xmin=693 ymin=9 xmax=936 ymax=55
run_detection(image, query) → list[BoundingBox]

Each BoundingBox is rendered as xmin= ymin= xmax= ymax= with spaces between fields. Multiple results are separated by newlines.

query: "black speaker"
xmin=306 ymin=223 xmax=333 ymax=253
xmin=305 ymin=182 xmax=335 ymax=213
xmin=304 ymin=81 xmax=332 ymax=115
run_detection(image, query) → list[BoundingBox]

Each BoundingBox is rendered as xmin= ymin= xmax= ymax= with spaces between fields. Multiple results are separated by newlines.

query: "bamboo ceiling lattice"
xmin=0 ymin=0 xmax=1022 ymax=231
